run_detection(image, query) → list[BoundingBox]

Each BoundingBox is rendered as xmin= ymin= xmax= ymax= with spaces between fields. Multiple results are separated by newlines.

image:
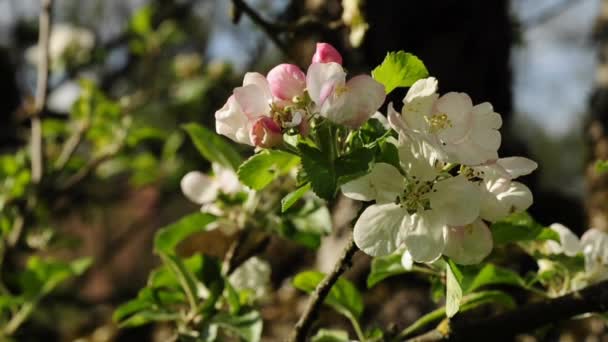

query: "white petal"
xmin=443 ymin=220 xmax=493 ymax=265
xmin=242 ymin=72 xmax=272 ymax=99
xmin=404 ymin=77 xmax=438 ymax=104
xmin=479 ymin=181 xmax=533 ymax=222
xmin=215 ymin=96 xmax=253 ymax=145
xmin=402 ymin=77 xmax=438 ymax=132
xmin=181 ymin=171 xmax=218 ymax=204
xmin=428 ymin=175 xmax=479 ymax=226
xmin=401 ymin=250 xmax=414 ymax=270
xmin=306 ymin=62 xmax=346 ymax=105
xmin=402 ymin=210 xmax=446 ymax=263
xmin=212 ymin=164 xmax=242 ymax=194
xmin=496 ymin=157 xmax=538 ymax=179
xmin=388 ymin=102 xmax=409 ymax=133
xmin=353 ymin=203 xmax=407 ymax=256
xmin=581 ymin=228 xmax=608 ymax=274
xmin=329 ymin=75 xmax=386 ymax=128
xmin=549 ymin=223 xmax=581 ymax=256
xmin=341 ymin=163 xmax=404 ymax=203
xmin=233 ymin=84 xmax=270 ymax=119
xmin=435 ymin=92 xmax=473 ymax=144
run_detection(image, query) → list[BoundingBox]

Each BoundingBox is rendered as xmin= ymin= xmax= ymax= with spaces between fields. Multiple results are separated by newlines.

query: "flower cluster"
xmin=343 ymin=77 xmax=537 ymax=265
xmin=535 ymin=224 xmax=608 ymax=296
xmin=215 ymin=43 xmax=386 ymax=147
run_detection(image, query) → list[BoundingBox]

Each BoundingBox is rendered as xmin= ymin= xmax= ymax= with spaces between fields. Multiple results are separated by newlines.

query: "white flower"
xmin=228 ymin=257 xmax=272 ymax=303
xmin=545 ymin=223 xmax=582 ymax=257
xmin=388 ymin=77 xmax=502 ymax=165
xmin=342 ymin=138 xmax=480 ymax=262
xmin=474 ymin=157 xmax=536 ymax=222
xmin=306 ymin=62 xmax=385 ymax=128
xmin=26 ymin=24 xmax=95 ymax=69
xmin=581 ymin=228 xmax=608 ymax=283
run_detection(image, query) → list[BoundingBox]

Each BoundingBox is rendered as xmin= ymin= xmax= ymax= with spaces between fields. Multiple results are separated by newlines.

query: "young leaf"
xmin=311 ymin=329 xmax=350 ymax=342
xmin=281 ymin=183 xmax=311 ymax=212
xmin=445 ymin=261 xmax=463 ymax=318
xmin=237 ymin=150 xmax=300 ymax=190
xmin=298 ymin=144 xmax=337 ymax=200
xmin=467 ymin=264 xmax=526 ymax=293
xmin=154 ymin=212 xmax=216 ymax=254
xmin=183 ymin=123 xmax=242 ymax=170
xmin=367 ymin=253 xmax=409 ymax=288
xmin=372 ymin=51 xmax=428 ymax=94
xmin=292 ymin=271 xmax=364 ymax=319
xmin=211 ymin=310 xmax=263 ymax=342
xmin=491 ymin=212 xmax=559 ymax=245
xmin=596 ymin=160 xmax=608 ymax=174
xmin=19 ymin=257 xmax=92 ymax=298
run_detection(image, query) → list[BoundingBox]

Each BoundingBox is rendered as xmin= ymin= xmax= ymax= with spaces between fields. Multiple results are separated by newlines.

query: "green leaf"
xmin=154 ymin=212 xmax=217 ymax=254
xmin=335 ymin=147 xmax=376 ymax=185
xmin=20 ymin=257 xmax=92 ymax=298
xmin=212 ymin=310 xmax=263 ymax=342
xmin=183 ymin=123 xmax=242 ymax=170
xmin=460 ymin=290 xmax=516 ymax=312
xmin=596 ymin=160 xmax=608 ymax=174
xmin=311 ymin=329 xmax=350 ymax=342
xmin=467 ymin=264 xmax=526 ymax=293
xmin=445 ymin=260 xmax=463 ymax=318
xmin=160 ymin=253 xmax=200 ymax=311
xmin=491 ymin=212 xmax=559 ymax=245
xmin=237 ymin=150 xmax=300 ymax=190
xmin=293 ymin=271 xmax=364 ymax=319
xmin=372 ymin=51 xmax=428 ymax=94
xmin=298 ymin=144 xmax=337 ymax=200
xmin=281 ymin=183 xmax=311 ymax=212
xmin=117 ymin=310 xmax=180 ymax=328
xmin=367 ymin=253 xmax=408 ymax=288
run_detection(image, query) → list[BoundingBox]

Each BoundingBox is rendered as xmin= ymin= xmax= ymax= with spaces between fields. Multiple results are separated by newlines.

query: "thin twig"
xmin=230 ymin=0 xmax=288 ymax=54
xmin=54 ymin=120 xmax=89 ymax=170
xmin=31 ymin=0 xmax=53 ymax=184
xmin=405 ymin=279 xmax=608 ymax=341
xmin=288 ymin=234 xmax=358 ymax=342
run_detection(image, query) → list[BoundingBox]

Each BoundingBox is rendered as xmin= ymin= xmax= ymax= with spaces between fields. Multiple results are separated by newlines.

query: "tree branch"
xmin=31 ymin=0 xmax=53 ymax=184
xmin=288 ymin=234 xmax=358 ymax=342
xmin=405 ymin=279 xmax=608 ymax=341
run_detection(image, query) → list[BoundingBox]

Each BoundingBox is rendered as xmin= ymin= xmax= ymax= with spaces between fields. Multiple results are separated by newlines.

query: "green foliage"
xmin=293 ymin=271 xmax=364 ymax=319
xmin=367 ymin=253 xmax=409 ymax=288
xmin=154 ymin=212 xmax=217 ymax=254
xmin=298 ymin=144 xmax=337 ymax=200
xmin=19 ymin=256 xmax=92 ymax=298
xmin=281 ymin=183 xmax=311 ymax=212
xmin=491 ymin=212 xmax=559 ymax=245
xmin=210 ymin=310 xmax=263 ymax=342
xmin=311 ymin=329 xmax=349 ymax=342
xmin=237 ymin=150 xmax=300 ymax=190
xmin=596 ymin=160 xmax=608 ymax=174
xmin=183 ymin=123 xmax=243 ymax=170
xmin=372 ymin=51 xmax=428 ymax=94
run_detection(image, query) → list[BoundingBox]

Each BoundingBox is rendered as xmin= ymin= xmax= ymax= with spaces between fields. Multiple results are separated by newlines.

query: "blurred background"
xmin=1 ymin=0 xmax=606 ymax=340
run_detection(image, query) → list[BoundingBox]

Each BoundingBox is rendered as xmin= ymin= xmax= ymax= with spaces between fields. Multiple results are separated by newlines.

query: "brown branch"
xmin=288 ymin=234 xmax=358 ymax=342
xmin=31 ymin=0 xmax=53 ymax=184
xmin=230 ymin=0 xmax=288 ymax=54
xmin=405 ymin=279 xmax=608 ymax=342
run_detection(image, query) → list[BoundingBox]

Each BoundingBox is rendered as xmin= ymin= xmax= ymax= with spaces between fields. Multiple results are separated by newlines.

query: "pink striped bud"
xmin=250 ymin=117 xmax=283 ymax=148
xmin=312 ymin=42 xmax=343 ymax=65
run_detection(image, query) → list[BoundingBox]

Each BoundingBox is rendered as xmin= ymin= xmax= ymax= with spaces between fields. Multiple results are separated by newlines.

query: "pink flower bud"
xmin=312 ymin=42 xmax=343 ymax=65
xmin=250 ymin=117 xmax=283 ymax=148
xmin=266 ymin=64 xmax=306 ymax=101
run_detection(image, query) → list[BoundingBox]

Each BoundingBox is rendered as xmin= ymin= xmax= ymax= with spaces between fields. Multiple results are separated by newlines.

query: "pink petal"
xmin=234 ymin=84 xmax=270 ymax=119
xmin=306 ymin=62 xmax=346 ymax=105
xmin=339 ymin=75 xmax=386 ymax=128
xmin=266 ymin=64 xmax=306 ymax=100
xmin=312 ymin=42 xmax=343 ymax=65
xmin=249 ymin=117 xmax=283 ymax=148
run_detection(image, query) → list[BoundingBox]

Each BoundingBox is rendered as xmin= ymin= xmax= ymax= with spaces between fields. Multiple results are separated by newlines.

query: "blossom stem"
xmin=288 ymin=234 xmax=358 ymax=342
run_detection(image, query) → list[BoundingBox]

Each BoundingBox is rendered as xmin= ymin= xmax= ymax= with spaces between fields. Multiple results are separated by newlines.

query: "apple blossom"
xmin=228 ymin=256 xmax=272 ymax=303
xmin=306 ymin=62 xmax=385 ymax=128
xmin=342 ymin=137 xmax=480 ymax=263
xmin=388 ymin=77 xmax=502 ymax=165
xmin=266 ymin=63 xmax=307 ymax=101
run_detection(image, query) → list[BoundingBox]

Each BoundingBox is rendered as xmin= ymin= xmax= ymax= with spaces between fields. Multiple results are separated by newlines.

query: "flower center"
xmin=427 ymin=113 xmax=452 ymax=133
xmin=334 ymin=84 xmax=349 ymax=96
xmin=395 ymin=177 xmax=436 ymax=214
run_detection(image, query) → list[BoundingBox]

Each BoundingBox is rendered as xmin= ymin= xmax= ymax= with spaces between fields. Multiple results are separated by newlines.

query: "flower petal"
xmin=180 ymin=171 xmax=218 ymax=204
xmin=548 ymin=223 xmax=582 ymax=257
xmin=266 ymin=64 xmax=306 ymax=100
xmin=337 ymin=75 xmax=386 ymax=128
xmin=306 ymin=62 xmax=346 ymax=105
xmin=354 ymin=203 xmax=407 ymax=256
xmin=428 ymin=175 xmax=480 ymax=226
xmin=341 ymin=163 xmax=404 ymax=203
xmin=243 ymin=72 xmax=272 ymax=99
xmin=401 ymin=250 xmax=414 ymax=270
xmin=496 ymin=157 xmax=538 ymax=179
xmin=402 ymin=77 xmax=438 ymax=132
xmin=215 ymin=95 xmax=252 ymax=145
xmin=402 ymin=210 xmax=446 ymax=263
xmin=443 ymin=220 xmax=493 ymax=265
xmin=480 ymin=181 xmax=533 ymax=222
xmin=234 ymin=84 xmax=271 ymax=119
